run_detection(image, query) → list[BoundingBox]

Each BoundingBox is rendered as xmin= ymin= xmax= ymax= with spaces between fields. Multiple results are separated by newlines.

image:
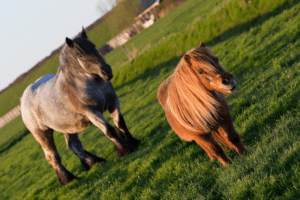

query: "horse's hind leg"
xmin=31 ymin=128 xmax=78 ymax=185
xmin=63 ymin=133 xmax=106 ymax=171
xmin=194 ymin=134 xmax=232 ymax=166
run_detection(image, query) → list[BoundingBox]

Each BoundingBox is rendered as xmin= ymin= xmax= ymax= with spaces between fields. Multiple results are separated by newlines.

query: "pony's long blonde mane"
xmin=167 ymin=47 xmax=222 ymax=133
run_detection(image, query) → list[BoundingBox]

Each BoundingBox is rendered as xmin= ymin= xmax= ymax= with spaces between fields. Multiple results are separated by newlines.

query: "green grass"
xmin=104 ymin=0 xmax=225 ymax=69
xmin=1 ymin=0 xmax=300 ymax=199
xmin=0 ymin=116 xmax=29 ymax=154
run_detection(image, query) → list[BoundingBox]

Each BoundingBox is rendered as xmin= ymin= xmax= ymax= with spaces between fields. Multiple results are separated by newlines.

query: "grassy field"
xmin=1 ymin=0 xmax=300 ymax=199
xmin=104 ymin=0 xmax=225 ymax=69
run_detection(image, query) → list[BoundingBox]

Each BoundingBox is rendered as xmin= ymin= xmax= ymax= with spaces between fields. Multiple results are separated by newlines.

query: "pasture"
xmin=1 ymin=0 xmax=300 ymax=199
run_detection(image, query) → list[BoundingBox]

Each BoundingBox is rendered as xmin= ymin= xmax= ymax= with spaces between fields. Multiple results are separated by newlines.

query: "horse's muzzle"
xmin=107 ymin=74 xmax=113 ymax=81
xmin=102 ymin=75 xmax=113 ymax=82
xmin=221 ymin=79 xmax=236 ymax=92
xmin=230 ymin=83 xmax=236 ymax=92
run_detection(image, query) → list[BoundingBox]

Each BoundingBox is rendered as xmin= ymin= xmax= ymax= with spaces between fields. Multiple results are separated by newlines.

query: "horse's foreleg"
xmin=63 ymin=133 xmax=106 ymax=171
xmin=86 ymin=110 xmax=138 ymax=157
xmin=31 ymin=128 xmax=78 ymax=185
xmin=218 ymin=124 xmax=247 ymax=155
xmin=108 ymin=105 xmax=140 ymax=147
xmin=195 ymin=134 xmax=232 ymax=166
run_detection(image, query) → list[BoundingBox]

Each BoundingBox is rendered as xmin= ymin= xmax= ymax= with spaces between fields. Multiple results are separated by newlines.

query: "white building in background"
xmin=135 ymin=0 xmax=161 ymax=29
xmin=98 ymin=0 xmax=161 ymax=56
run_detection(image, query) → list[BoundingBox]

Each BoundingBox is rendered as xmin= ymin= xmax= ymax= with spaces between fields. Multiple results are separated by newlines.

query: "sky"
xmin=0 ymin=0 xmax=114 ymax=91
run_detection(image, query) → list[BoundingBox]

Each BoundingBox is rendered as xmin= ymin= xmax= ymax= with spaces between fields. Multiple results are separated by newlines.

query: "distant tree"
xmin=96 ymin=0 xmax=117 ymax=16
xmin=97 ymin=0 xmax=118 ymax=35
xmin=97 ymin=0 xmax=140 ymax=37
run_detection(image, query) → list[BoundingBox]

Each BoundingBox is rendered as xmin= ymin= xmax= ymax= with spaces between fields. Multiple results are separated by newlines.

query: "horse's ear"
xmin=66 ymin=37 xmax=74 ymax=48
xmin=184 ymin=54 xmax=191 ymax=66
xmin=80 ymin=27 xmax=88 ymax=39
xmin=199 ymin=42 xmax=206 ymax=47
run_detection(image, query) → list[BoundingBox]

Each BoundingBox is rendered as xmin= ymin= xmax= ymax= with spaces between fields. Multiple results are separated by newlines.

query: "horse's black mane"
xmin=57 ymin=33 xmax=103 ymax=78
xmin=73 ymin=37 xmax=98 ymax=59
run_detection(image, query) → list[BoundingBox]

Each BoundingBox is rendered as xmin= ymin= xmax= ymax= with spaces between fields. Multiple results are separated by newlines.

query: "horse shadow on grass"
xmin=0 ymin=129 xmax=30 ymax=154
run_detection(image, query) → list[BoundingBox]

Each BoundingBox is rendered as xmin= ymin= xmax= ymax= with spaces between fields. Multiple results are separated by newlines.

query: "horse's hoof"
xmin=115 ymin=147 xmax=131 ymax=158
xmin=114 ymin=145 xmax=136 ymax=158
xmin=242 ymin=148 xmax=248 ymax=155
xmin=131 ymin=138 xmax=141 ymax=146
xmin=235 ymin=146 xmax=248 ymax=156
xmin=220 ymin=156 xmax=232 ymax=167
xmin=81 ymin=152 xmax=107 ymax=171
xmin=59 ymin=176 xmax=79 ymax=186
xmin=114 ymin=137 xmax=140 ymax=157
xmin=56 ymin=170 xmax=79 ymax=186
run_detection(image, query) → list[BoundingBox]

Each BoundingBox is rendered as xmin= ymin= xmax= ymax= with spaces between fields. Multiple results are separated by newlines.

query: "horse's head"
xmin=184 ymin=42 xmax=236 ymax=94
xmin=64 ymin=28 xmax=113 ymax=82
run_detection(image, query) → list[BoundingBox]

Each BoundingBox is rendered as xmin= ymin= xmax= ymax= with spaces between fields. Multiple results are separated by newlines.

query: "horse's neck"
xmin=55 ymin=68 xmax=108 ymax=100
xmin=61 ymin=63 xmax=90 ymax=82
xmin=55 ymin=69 xmax=86 ymax=94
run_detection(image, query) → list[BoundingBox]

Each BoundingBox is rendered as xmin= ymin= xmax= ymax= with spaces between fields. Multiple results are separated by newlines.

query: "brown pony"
xmin=157 ymin=42 xmax=247 ymax=166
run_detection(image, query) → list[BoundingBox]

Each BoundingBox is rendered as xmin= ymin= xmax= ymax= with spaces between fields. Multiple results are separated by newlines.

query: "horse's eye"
xmin=199 ymin=71 xmax=205 ymax=75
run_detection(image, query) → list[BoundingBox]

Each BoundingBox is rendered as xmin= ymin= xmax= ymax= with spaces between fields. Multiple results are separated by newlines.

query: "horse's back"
xmin=21 ymin=74 xmax=56 ymax=105
xmin=21 ymin=74 xmax=55 ymax=103
xmin=21 ymin=74 xmax=57 ymax=129
xmin=31 ymin=74 xmax=56 ymax=90
xmin=157 ymin=75 xmax=173 ymax=109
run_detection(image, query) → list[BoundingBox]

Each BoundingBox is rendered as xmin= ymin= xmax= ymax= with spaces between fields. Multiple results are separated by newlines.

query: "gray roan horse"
xmin=20 ymin=28 xmax=140 ymax=185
